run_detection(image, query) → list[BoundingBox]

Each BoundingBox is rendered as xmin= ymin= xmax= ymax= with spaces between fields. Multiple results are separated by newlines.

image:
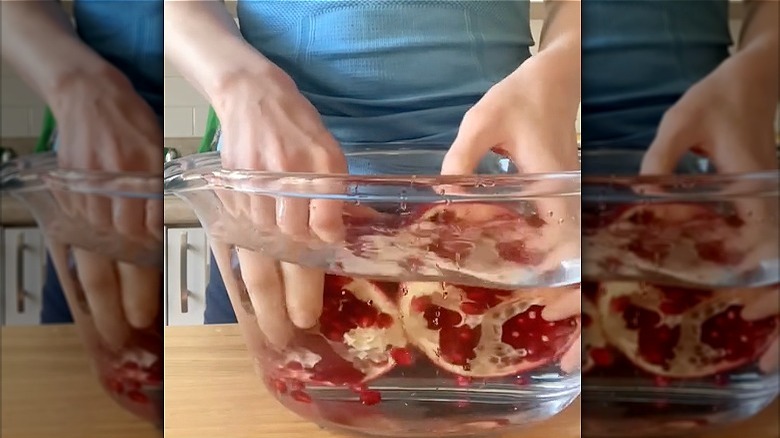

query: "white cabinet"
xmin=2 ymin=228 xmax=46 ymax=326
xmin=165 ymin=228 xmax=210 ymax=326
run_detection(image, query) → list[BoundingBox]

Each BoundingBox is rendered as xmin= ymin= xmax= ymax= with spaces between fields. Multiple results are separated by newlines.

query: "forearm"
xmin=738 ymin=0 xmax=779 ymax=99
xmin=0 ymin=0 xmax=117 ymax=107
xmin=164 ymin=0 xmax=290 ymax=109
xmin=509 ymin=0 xmax=581 ymax=118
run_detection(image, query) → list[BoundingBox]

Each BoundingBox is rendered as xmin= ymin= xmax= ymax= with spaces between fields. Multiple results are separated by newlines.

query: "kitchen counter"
xmin=0 ymin=325 xmax=160 ymax=438
xmin=165 ymin=325 xmax=779 ymax=438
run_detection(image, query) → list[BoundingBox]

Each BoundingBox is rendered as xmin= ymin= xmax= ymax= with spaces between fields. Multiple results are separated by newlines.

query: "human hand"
xmin=45 ymin=65 xmax=162 ymax=351
xmin=741 ymin=287 xmax=780 ymax=373
xmin=211 ymin=68 xmax=348 ymax=347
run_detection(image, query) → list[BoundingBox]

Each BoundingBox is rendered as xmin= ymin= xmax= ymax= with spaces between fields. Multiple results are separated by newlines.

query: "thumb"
xmin=441 ymin=118 xmax=500 ymax=176
xmin=641 ymin=108 xmax=703 ymax=176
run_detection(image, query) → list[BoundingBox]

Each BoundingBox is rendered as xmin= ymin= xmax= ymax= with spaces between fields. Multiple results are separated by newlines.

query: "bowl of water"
xmin=581 ymin=149 xmax=779 ymax=436
xmin=164 ymin=144 xmax=581 ymax=437
xmin=1 ymin=153 xmax=164 ymax=427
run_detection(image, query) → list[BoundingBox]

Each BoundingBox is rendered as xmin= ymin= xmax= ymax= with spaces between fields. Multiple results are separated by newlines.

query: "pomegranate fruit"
xmin=271 ymin=275 xmax=407 ymax=386
xmin=597 ymin=282 xmax=779 ymax=378
xmin=585 ymin=203 xmax=749 ymax=284
xmin=582 ymin=288 xmax=610 ymax=374
xmin=398 ymin=282 xmax=580 ymax=377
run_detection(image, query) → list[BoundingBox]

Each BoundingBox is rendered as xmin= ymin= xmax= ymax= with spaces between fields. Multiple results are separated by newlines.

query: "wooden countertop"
xmin=165 ymin=324 xmax=581 ymax=438
xmin=165 ymin=325 xmax=779 ymax=438
xmin=0 ymin=325 xmax=160 ymax=438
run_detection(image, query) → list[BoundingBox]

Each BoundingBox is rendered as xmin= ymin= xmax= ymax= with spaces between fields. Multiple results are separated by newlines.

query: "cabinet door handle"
xmin=16 ymin=234 xmax=26 ymax=313
xmin=180 ymin=232 xmax=190 ymax=314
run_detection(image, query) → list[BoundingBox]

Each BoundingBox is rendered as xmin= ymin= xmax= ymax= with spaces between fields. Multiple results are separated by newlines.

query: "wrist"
xmin=47 ymin=63 xmax=134 ymax=115
xmin=508 ymin=50 xmax=580 ymax=119
xmin=209 ymin=61 xmax=297 ymax=116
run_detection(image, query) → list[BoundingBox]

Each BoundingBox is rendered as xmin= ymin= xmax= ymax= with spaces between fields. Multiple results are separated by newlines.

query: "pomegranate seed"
xmin=376 ymin=313 xmax=394 ymax=328
xmin=390 ymin=348 xmax=413 ymax=366
xmin=349 ymin=384 xmax=367 ymax=394
xmin=286 ymin=362 xmax=304 ymax=371
xmin=460 ymin=301 xmax=485 ymax=315
xmin=359 ymin=390 xmax=382 ymax=406
xmin=272 ymin=379 xmax=288 ymax=394
xmin=325 ymin=329 xmax=344 ymax=342
xmin=288 ymin=379 xmax=305 ymax=391
xmin=611 ymin=296 xmax=631 ymax=313
xmin=411 ymin=296 xmax=432 ymax=313
xmin=290 ymin=390 xmax=312 ymax=403
xmin=653 ymin=376 xmax=670 ymax=387
xmin=357 ymin=313 xmax=377 ymax=328
xmin=590 ymin=348 xmax=615 ymax=367
xmin=515 ymin=375 xmax=529 ymax=386
xmin=106 ymin=378 xmax=123 ymax=394
xmin=455 ymin=375 xmax=472 ymax=387
xmin=127 ymin=390 xmax=149 ymax=404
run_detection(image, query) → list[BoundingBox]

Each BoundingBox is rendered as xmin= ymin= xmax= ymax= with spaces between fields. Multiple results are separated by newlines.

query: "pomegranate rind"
xmin=597 ymin=282 xmax=779 ymax=378
xmin=399 ymin=282 xmax=580 ymax=378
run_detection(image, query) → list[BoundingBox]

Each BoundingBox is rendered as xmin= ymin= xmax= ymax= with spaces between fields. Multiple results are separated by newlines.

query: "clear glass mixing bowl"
xmin=1 ymin=153 xmax=164 ymax=427
xmin=581 ymin=149 xmax=779 ymax=437
xmin=165 ymin=145 xmax=582 ymax=437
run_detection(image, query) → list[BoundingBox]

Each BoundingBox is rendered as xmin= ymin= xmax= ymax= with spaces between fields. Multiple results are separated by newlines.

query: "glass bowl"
xmin=1 ymin=153 xmax=164 ymax=427
xmin=581 ymin=149 xmax=779 ymax=437
xmin=164 ymin=145 xmax=582 ymax=437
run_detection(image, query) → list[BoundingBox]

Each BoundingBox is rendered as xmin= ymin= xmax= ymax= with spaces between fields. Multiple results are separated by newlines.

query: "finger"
xmin=310 ymin=198 xmax=345 ymax=243
xmin=441 ymin=115 xmax=500 ymax=175
xmin=277 ymin=196 xmax=310 ymax=237
xmin=145 ymin=198 xmax=164 ymax=242
xmin=758 ymin=338 xmax=779 ymax=374
xmin=236 ymin=248 xmax=295 ymax=348
xmin=559 ymin=337 xmax=581 ymax=374
xmin=641 ymin=108 xmax=702 ymax=176
xmin=117 ymin=262 xmax=162 ymax=329
xmin=72 ymin=249 xmax=131 ymax=350
xmin=114 ymin=198 xmax=147 ymax=238
xmin=86 ymin=193 xmax=113 ymax=233
xmin=282 ymin=263 xmax=324 ymax=329
xmin=541 ymin=285 xmax=581 ymax=321
xmin=741 ymin=286 xmax=780 ymax=320
xmin=250 ymin=194 xmax=277 ymax=232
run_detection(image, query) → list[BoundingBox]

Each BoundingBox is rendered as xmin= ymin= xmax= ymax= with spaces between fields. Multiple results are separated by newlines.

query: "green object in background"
xmin=35 ymin=107 xmax=57 ymax=153
xmin=199 ymin=106 xmax=220 ymax=153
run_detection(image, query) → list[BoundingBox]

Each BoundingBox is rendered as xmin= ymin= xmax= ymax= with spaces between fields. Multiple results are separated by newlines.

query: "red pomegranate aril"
xmin=424 ymin=305 xmax=463 ymax=330
xmin=356 ymin=313 xmax=377 ymax=329
xmin=287 ymin=361 xmax=304 ymax=371
xmin=349 ymin=383 xmax=367 ymax=394
xmin=515 ymin=375 xmax=530 ymax=385
xmin=376 ymin=313 xmax=394 ymax=329
xmin=411 ymin=295 xmax=432 ymax=313
xmin=590 ymin=347 xmax=615 ymax=367
xmin=700 ymin=306 xmax=778 ymax=361
xmin=390 ymin=348 xmax=413 ymax=366
xmin=127 ymin=390 xmax=149 ymax=404
xmin=290 ymin=390 xmax=312 ymax=404
xmin=460 ymin=301 xmax=487 ymax=315
xmin=611 ymin=296 xmax=631 ymax=313
xmin=325 ymin=329 xmax=345 ymax=342
xmin=359 ymin=390 xmax=382 ymax=406
xmin=455 ymin=375 xmax=472 ymax=387
xmin=440 ymin=325 xmax=481 ymax=366
xmin=273 ymin=379 xmax=288 ymax=394
xmin=288 ymin=379 xmax=305 ymax=391
xmin=653 ymin=376 xmax=671 ymax=388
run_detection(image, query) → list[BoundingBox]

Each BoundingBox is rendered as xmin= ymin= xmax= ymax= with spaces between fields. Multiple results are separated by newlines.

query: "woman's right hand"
xmin=212 ymin=68 xmax=348 ymax=348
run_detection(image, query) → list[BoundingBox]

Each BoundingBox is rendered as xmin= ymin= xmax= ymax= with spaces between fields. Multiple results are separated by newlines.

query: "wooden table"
xmin=1 ymin=325 xmax=160 ymax=438
xmin=164 ymin=325 xmax=779 ymax=438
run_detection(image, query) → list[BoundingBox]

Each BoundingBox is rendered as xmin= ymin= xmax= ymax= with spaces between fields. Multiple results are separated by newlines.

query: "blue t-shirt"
xmin=236 ymin=0 xmax=533 ymax=146
xmin=72 ymin=0 xmax=164 ymax=122
xmin=581 ymin=0 xmax=731 ymax=150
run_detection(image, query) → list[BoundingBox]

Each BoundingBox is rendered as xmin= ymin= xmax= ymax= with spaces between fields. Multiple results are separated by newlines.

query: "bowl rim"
xmin=1 ymin=152 xmax=162 ymax=198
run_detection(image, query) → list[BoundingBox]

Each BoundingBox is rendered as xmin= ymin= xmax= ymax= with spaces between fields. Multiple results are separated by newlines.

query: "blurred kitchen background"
xmin=0 ymin=1 xmax=776 ymax=328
